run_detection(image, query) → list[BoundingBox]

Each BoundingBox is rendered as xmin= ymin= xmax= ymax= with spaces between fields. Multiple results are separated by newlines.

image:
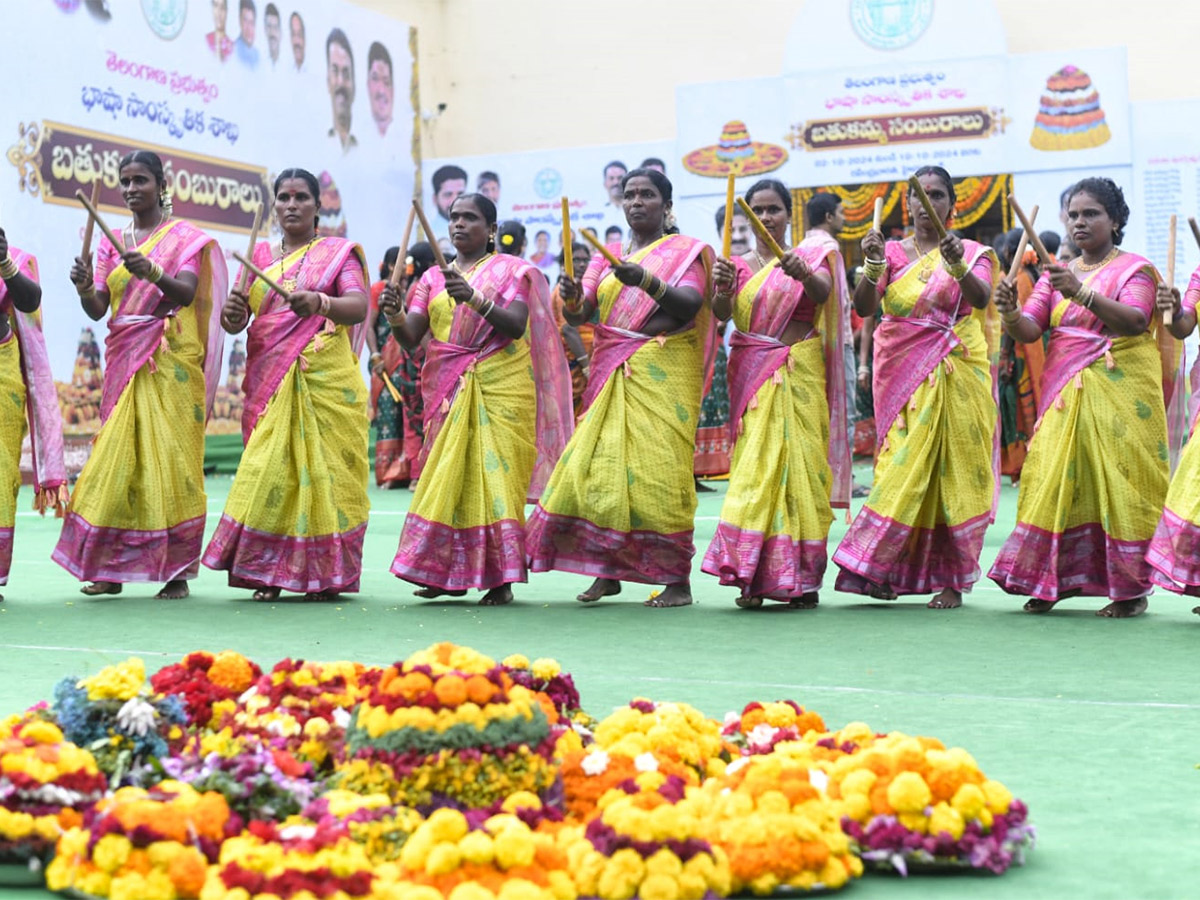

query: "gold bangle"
xmin=147 ymin=261 xmax=164 ymax=283
xmin=945 ymin=260 xmax=969 ymax=281
xmin=650 ymin=278 xmax=668 ymax=302
xmin=639 ymin=269 xmax=654 ymax=293
xmin=0 ymin=257 xmax=18 ymax=280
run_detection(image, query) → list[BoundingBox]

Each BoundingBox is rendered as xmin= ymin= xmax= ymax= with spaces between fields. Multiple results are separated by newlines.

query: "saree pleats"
xmin=0 ymin=334 xmax=26 ymax=584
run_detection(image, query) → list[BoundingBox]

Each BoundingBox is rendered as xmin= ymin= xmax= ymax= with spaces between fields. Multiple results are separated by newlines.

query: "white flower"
xmin=724 ymin=757 xmax=751 ymax=776
xmin=581 ymin=751 xmax=609 ymax=776
xmin=808 ymin=769 xmax=830 ymax=793
xmin=116 ymin=698 xmax=157 ymax=737
xmin=332 ymin=708 xmax=352 ymax=728
xmin=634 ymin=752 xmax=659 ymax=773
xmin=279 ymin=824 xmax=317 ymax=841
xmin=723 ymin=711 xmax=741 ymax=727
xmin=748 ymin=723 xmax=776 ymax=747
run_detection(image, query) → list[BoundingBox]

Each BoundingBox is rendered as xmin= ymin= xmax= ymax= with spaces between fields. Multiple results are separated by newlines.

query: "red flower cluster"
xmin=218 ymin=861 xmax=373 ymax=899
xmin=150 ymin=652 xmax=263 ymax=728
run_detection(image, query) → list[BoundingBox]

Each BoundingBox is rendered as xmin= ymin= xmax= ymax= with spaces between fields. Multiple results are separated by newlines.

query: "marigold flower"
xmin=886 ymin=771 xmax=932 ymax=813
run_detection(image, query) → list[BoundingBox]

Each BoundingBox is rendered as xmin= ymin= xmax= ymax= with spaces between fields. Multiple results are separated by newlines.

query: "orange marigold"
xmin=465 ymin=675 xmax=495 ymax=705
xmin=433 ymin=675 xmax=468 ymax=707
xmin=168 ymin=850 xmax=207 ymax=898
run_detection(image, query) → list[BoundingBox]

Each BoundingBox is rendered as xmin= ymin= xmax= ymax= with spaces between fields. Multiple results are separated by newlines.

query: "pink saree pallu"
xmin=53 ymin=221 xmax=226 ymax=584
xmin=202 ymin=237 xmax=372 ymax=593
xmin=833 ymin=240 xmax=999 ymax=596
xmin=701 ymin=234 xmax=851 ymax=601
xmin=525 ymin=235 xmax=715 ymax=585
xmin=1146 ymin=268 xmax=1200 ymax=596
xmin=389 ymin=254 xmax=571 ymax=591
xmin=0 ymin=249 xmax=68 ymax=585
xmin=989 ymin=254 xmax=1181 ymax=602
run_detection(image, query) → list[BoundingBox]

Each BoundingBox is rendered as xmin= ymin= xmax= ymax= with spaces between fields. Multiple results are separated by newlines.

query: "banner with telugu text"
xmin=1 ymin=0 xmax=417 ymax=439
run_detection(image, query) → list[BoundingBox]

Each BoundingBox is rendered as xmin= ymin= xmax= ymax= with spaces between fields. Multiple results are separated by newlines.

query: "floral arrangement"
xmin=52 ymin=658 xmax=188 ymax=785
xmin=148 ymin=730 xmax=321 ymax=823
xmin=300 ymin=791 xmax=424 ymax=863
xmin=501 ymin=654 xmax=591 ymax=732
xmin=697 ymin=754 xmax=862 ymax=894
xmin=721 ymin=701 xmax=826 ymax=756
xmin=201 ymin=819 xmax=380 ymax=900
xmin=0 ymin=715 xmax=107 ymax=867
xmin=559 ymin=747 xmax=698 ymax=821
xmin=571 ymin=775 xmax=732 ymax=900
xmin=45 ymin=781 xmax=236 ymax=899
xmin=593 ymin=701 xmax=732 ymax=778
xmin=344 ymin=645 xmax=561 ymax=812
xmin=389 ymin=807 xmax=576 ymax=900
xmin=149 ymin=651 xmax=262 ymax=728
xmin=823 ymin=731 xmax=1036 ymax=874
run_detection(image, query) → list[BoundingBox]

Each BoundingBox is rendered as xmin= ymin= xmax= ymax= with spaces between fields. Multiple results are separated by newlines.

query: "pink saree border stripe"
xmin=0 ymin=526 xmax=12 ymax=585
xmin=988 ymin=520 xmax=1152 ymax=601
xmin=832 ymin=508 xmax=989 ymax=595
xmin=701 ymin=521 xmax=826 ymax=599
xmin=52 ymin=513 xmax=204 ymax=583
xmin=201 ymin=515 xmax=365 ymax=593
xmin=1147 ymin=506 xmax=1200 ymax=596
xmin=390 ymin=514 xmax=528 ymax=591
xmin=525 ymin=509 xmax=694 ymax=584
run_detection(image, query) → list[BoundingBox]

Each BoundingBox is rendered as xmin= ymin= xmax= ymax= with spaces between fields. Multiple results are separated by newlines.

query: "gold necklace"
xmin=124 ymin=211 xmax=167 ymax=249
xmin=275 ymin=236 xmax=317 ymax=292
xmin=452 ymin=252 xmax=492 ymax=279
xmin=1074 ymin=247 xmax=1119 ymax=272
xmin=912 ymin=234 xmax=936 ymax=283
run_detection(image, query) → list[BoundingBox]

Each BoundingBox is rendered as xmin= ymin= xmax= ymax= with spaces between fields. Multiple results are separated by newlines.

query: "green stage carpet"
xmin=2 ymin=469 xmax=1197 ymax=899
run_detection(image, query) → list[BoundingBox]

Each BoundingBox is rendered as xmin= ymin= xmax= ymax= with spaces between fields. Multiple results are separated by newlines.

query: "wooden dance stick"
xmin=1008 ymin=195 xmax=1053 ymax=267
xmin=735 ymin=197 xmax=786 ymax=260
xmin=1166 ymin=214 xmax=1177 ymax=326
xmin=721 ymin=173 xmax=736 ymax=258
xmin=389 ymin=207 xmax=417 ymax=288
xmin=1005 ymin=204 xmax=1039 ymax=282
xmin=907 ymin=174 xmax=948 ymax=240
xmin=872 ymin=196 xmax=883 ymax=234
xmin=232 ymin=251 xmax=290 ymax=298
xmin=1189 ymin=217 xmax=1200 ymax=252
xmin=79 ymin=181 xmax=101 ymax=258
xmin=74 ymin=188 xmax=123 ymax=255
xmin=236 ymin=203 xmax=265 ymax=293
xmin=579 ymin=227 xmax=622 ymax=267
xmin=412 ymin=200 xmax=447 ymax=269
xmin=560 ymin=197 xmax=574 ymax=281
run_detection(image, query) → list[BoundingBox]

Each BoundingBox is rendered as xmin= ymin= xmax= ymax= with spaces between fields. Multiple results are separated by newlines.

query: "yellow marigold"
xmin=639 ymin=873 xmax=678 ymax=900
xmin=78 ymin=870 xmax=113 ymax=897
xmin=503 ymin=653 xmax=531 ymax=670
xmin=0 ymin=809 xmax=34 ymax=840
xmin=498 ymin=878 xmax=549 ymax=900
xmin=531 ymin=658 xmax=561 ymax=681
xmin=951 ymin=783 xmax=986 ymax=820
xmin=425 ymin=808 xmax=469 ymax=843
xmin=108 ymin=871 xmax=147 ymax=900
xmin=448 ymin=883 xmax=497 ymax=900
xmin=982 ymin=779 xmax=1013 ymax=815
xmin=494 ymin=825 xmax=537 ymax=870
xmin=21 ymin=720 xmax=65 ymax=744
xmin=79 ymin=658 xmax=145 ymax=701
xmin=424 ymin=842 xmax=462 ymax=876
xmin=928 ymin=802 xmax=965 ymax=840
xmin=643 ymin=848 xmax=683 ymax=879
xmin=597 ymin=848 xmax=644 ymax=899
xmin=886 ymin=772 xmax=931 ymax=814
xmin=897 ymin=812 xmax=928 ymax=834
xmin=840 ymin=768 xmax=877 ymax=797
xmin=93 ymin=833 xmax=134 ymax=874
xmin=459 ymin=830 xmax=495 ymax=865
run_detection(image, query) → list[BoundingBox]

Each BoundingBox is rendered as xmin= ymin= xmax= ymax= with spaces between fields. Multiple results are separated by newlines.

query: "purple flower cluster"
xmin=584 ymin=817 xmax=714 ymax=863
xmin=843 ymin=800 xmax=1035 ymax=876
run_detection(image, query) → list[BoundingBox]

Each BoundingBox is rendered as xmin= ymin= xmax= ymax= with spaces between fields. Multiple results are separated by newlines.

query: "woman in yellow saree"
xmin=832 ymin=166 xmax=999 ymax=609
xmin=383 ymin=193 xmax=572 ymax=606
xmin=55 ymin=151 xmax=226 ymax=599
xmin=202 ymin=168 xmax=371 ymax=602
xmin=991 ymin=178 xmax=1181 ymax=617
xmin=0 ymin=231 xmax=67 ymax=601
xmin=701 ymin=180 xmax=850 ymax=609
xmin=525 ymin=168 xmax=715 ymax=609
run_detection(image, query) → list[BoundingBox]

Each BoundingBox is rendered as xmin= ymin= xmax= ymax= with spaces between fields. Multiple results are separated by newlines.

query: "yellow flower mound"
xmin=593 ymin=702 xmax=728 ymax=776
xmin=406 ymin=642 xmax=497 ymax=676
xmin=886 ymin=771 xmax=932 ymax=814
xmin=78 ymin=658 xmax=146 ymax=701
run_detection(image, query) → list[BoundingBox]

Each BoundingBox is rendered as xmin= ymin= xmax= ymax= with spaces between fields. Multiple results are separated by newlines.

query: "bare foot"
xmin=304 ymin=590 xmax=340 ymax=602
xmin=928 ymin=588 xmax=962 ymax=609
xmin=577 ymin=578 xmax=621 ymax=603
xmin=1023 ymin=598 xmax=1055 ymax=614
xmin=868 ymin=582 xmax=897 ymax=601
xmin=1193 ymin=605 xmax=1200 ymax=617
xmin=413 ymin=586 xmax=467 ymax=599
xmin=252 ymin=587 xmax=282 ymax=602
xmin=644 ymin=583 xmax=693 ymax=608
xmin=1096 ymin=597 xmax=1148 ymax=618
xmin=735 ymin=596 xmax=763 ymax=609
xmin=790 ymin=592 xmax=819 ymax=609
xmin=155 ymin=580 xmax=189 ymax=600
xmin=81 ymin=581 xmax=121 ymax=596
xmin=480 ymin=585 xmax=514 ymax=606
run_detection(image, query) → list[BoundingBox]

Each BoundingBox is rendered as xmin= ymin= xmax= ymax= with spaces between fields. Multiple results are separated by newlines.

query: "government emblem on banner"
xmin=142 ymin=0 xmax=188 ymax=40
xmin=849 ymin=0 xmax=934 ymax=51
